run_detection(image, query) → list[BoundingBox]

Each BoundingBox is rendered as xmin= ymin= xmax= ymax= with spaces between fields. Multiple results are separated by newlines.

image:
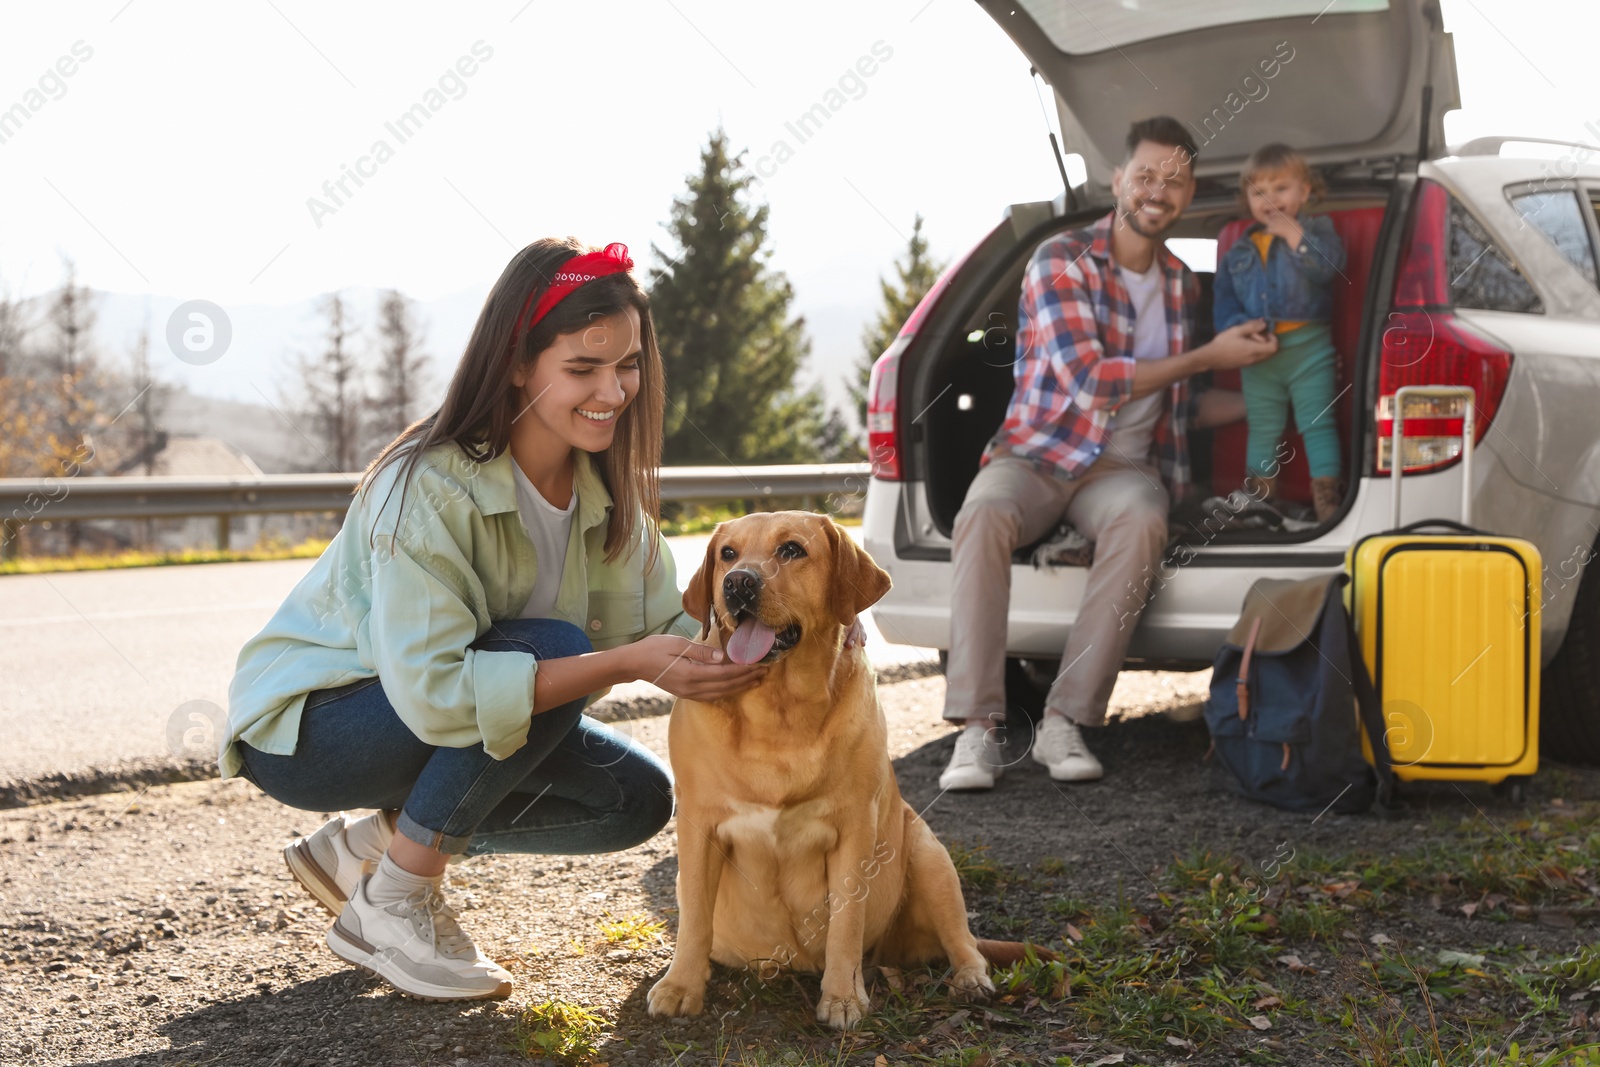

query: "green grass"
xmin=552 ymin=774 xmax=1599 ymax=1063
xmin=658 ymin=500 xmax=863 ymax=538
xmin=1336 ymin=945 xmax=1600 ymax=1067
xmin=1036 ymin=855 xmax=1068 ymax=876
xmin=0 ymin=536 xmax=332 ymax=574
xmin=923 ymin=804 xmax=1600 ymax=1061
xmin=1281 ymin=801 xmax=1600 ymax=914
xmin=0 ymin=501 xmax=864 ymax=576
xmin=945 ymin=839 xmax=1002 ymax=888
xmin=595 ymin=910 xmax=667 ymax=950
xmin=505 ymin=999 xmax=609 ymax=1063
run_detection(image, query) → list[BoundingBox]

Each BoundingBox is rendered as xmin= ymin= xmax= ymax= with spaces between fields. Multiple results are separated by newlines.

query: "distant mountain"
xmin=43 ymin=285 xmax=483 ymax=412
xmin=15 ymin=277 xmax=877 ymax=472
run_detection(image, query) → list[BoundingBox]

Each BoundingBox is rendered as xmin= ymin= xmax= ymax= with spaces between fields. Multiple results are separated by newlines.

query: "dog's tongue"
xmin=726 ymin=617 xmax=777 ymax=665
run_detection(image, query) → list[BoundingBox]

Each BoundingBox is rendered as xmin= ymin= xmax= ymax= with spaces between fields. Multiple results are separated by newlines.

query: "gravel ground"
xmin=2 ymin=668 xmax=1595 ymax=1066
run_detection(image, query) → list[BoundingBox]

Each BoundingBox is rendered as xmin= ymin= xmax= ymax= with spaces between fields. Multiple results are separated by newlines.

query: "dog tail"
xmin=975 ymin=938 xmax=1061 ymax=965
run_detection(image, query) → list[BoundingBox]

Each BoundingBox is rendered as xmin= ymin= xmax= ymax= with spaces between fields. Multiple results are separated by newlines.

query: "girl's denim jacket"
xmin=1213 ymin=213 xmax=1346 ymax=332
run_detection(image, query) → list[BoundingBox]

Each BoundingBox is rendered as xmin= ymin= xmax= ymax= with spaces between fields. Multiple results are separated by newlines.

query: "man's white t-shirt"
xmin=1106 ymin=259 xmax=1169 ymax=465
xmin=511 ymin=460 xmax=577 ymax=619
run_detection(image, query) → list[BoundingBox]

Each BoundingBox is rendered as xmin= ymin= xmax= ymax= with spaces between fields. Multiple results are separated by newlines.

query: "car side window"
xmin=1591 ymin=190 xmax=1600 ymax=272
xmin=1449 ymin=198 xmax=1543 ymax=314
xmin=1509 ymin=189 xmax=1600 ymax=289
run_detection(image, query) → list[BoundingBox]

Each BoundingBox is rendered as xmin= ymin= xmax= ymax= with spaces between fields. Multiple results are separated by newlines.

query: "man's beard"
xmin=1117 ymin=198 xmax=1178 ymax=239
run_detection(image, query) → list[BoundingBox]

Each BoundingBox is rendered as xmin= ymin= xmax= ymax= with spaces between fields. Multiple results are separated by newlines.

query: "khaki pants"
xmin=941 ymin=450 xmax=1170 ymax=727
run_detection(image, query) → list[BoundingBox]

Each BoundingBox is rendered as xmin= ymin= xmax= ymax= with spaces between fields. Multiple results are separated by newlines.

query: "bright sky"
xmin=0 ymin=1 xmax=1593 ymax=328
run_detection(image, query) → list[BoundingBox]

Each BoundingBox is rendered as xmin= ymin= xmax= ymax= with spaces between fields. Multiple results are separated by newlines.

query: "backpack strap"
xmin=1344 ymin=606 xmax=1399 ymax=809
xmin=1237 ymin=616 xmax=1263 ymax=720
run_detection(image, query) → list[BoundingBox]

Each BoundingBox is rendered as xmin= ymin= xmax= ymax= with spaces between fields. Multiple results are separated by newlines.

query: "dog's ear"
xmin=681 ymin=528 xmax=722 ymax=640
xmin=824 ymin=517 xmax=892 ymax=626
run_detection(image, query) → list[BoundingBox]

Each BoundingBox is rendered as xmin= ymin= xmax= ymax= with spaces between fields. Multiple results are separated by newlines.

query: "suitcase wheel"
xmin=1491 ymin=776 xmax=1531 ymax=804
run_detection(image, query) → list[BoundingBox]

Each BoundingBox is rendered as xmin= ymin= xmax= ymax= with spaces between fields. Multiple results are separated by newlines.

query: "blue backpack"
xmin=1204 ymin=573 xmax=1396 ymax=814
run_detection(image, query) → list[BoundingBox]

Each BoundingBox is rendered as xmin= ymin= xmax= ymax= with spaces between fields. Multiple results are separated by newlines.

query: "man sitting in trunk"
xmin=940 ymin=116 xmax=1277 ymax=790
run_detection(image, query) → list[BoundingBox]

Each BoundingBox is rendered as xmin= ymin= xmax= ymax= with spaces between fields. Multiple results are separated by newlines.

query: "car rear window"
xmin=1165 ymin=238 xmax=1217 ymax=273
xmin=1450 ymin=199 xmax=1543 ymax=314
xmin=1509 ymin=189 xmax=1600 ymax=289
xmin=1021 ymin=0 xmax=1391 ymax=54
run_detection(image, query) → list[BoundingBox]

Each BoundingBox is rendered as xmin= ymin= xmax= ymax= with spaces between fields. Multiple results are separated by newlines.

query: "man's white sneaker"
xmin=327 ymin=874 xmax=513 ymax=1001
xmin=1031 ymin=714 xmax=1104 ymax=782
xmin=939 ymin=722 xmax=1008 ymax=791
xmin=284 ymin=812 xmax=384 ymax=917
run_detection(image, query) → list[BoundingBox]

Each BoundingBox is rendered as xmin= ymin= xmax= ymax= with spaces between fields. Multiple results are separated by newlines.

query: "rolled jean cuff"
xmin=395 ymin=807 xmax=475 ymax=856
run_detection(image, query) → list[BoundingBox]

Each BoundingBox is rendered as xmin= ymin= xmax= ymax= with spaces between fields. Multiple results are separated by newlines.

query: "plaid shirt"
xmin=981 ymin=211 xmax=1200 ymax=501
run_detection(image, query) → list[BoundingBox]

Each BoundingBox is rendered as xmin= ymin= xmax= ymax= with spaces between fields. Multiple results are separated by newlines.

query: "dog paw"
xmin=647 ymin=973 xmax=706 ymax=1018
xmin=950 ymin=963 xmax=996 ymax=1000
xmin=816 ymin=984 xmax=871 ymax=1030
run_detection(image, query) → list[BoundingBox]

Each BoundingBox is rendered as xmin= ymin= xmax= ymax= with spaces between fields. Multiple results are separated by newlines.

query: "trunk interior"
xmin=919 ymin=185 xmax=1396 ymax=557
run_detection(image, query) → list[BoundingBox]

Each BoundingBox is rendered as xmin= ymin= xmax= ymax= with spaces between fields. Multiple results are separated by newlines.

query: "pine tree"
xmin=47 ymin=258 xmax=95 ymax=378
xmin=0 ymin=272 xmax=36 ymax=480
xmin=290 ymin=291 xmax=365 ymax=472
xmin=0 ymin=273 xmax=41 ymax=557
xmin=368 ymin=288 xmax=430 ymax=454
xmin=124 ymin=313 xmax=170 ymax=477
xmin=42 ymin=258 xmax=105 ymax=551
xmin=647 ymin=127 xmax=851 ymax=466
xmin=850 ymin=213 xmax=945 ymax=432
xmin=123 ymin=313 xmax=170 ymax=548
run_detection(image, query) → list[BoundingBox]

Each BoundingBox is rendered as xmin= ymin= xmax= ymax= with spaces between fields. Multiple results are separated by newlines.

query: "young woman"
xmin=221 ymin=238 xmax=779 ymax=1001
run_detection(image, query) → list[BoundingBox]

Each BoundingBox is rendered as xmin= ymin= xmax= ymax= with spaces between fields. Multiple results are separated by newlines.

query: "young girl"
xmin=221 ymin=238 xmax=779 ymax=1001
xmin=1213 ymin=143 xmax=1348 ymax=522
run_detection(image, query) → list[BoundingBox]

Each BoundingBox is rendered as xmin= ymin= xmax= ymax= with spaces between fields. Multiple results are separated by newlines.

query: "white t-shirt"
xmin=511 ymin=461 xmax=577 ymax=619
xmin=1106 ymin=260 xmax=1169 ymax=464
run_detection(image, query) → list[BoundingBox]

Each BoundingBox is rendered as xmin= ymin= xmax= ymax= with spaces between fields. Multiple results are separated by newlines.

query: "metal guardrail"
xmin=0 ymin=463 xmax=873 ymax=557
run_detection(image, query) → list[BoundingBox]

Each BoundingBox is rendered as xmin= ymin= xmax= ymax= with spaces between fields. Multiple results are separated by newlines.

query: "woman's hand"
xmin=626 ymin=634 xmax=769 ymax=702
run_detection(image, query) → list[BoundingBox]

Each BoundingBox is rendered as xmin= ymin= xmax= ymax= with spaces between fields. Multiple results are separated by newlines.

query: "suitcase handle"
xmin=1395 ymin=518 xmax=1483 ymax=536
xmin=1391 ymin=384 xmax=1476 ymax=529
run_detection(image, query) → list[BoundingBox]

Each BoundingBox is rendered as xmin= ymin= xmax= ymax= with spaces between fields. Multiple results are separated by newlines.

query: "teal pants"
xmin=1241 ymin=321 xmax=1342 ymax=480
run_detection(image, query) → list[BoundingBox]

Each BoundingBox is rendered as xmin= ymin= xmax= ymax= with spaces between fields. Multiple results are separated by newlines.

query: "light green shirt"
xmin=221 ymin=440 xmax=701 ymax=779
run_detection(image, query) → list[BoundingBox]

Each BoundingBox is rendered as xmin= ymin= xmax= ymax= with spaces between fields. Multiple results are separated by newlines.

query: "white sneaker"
xmin=284 ymin=812 xmax=382 ymax=917
xmin=939 ymin=722 xmax=1007 ymax=791
xmin=327 ymin=874 xmax=513 ymax=1001
xmin=1031 ymin=714 xmax=1104 ymax=782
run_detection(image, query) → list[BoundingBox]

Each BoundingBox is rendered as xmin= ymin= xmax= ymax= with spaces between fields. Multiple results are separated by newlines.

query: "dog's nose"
xmin=722 ymin=568 xmax=762 ymax=616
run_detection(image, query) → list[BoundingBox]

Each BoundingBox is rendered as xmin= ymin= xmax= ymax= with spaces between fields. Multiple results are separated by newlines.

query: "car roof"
xmin=1432 ymin=151 xmax=1600 ymax=185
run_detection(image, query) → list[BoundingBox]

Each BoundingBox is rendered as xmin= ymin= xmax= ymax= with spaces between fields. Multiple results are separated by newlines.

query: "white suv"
xmin=860 ymin=0 xmax=1600 ymax=760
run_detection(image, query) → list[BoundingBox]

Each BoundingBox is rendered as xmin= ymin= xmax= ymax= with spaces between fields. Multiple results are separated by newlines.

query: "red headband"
xmin=507 ymin=242 xmax=635 ymax=361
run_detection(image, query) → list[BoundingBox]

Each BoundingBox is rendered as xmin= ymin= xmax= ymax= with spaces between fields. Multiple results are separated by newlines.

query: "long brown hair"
xmin=355 ymin=236 xmax=666 ymax=570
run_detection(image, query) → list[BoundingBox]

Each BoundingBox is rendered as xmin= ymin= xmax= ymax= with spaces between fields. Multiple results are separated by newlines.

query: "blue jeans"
xmin=237 ymin=617 xmax=673 ymax=856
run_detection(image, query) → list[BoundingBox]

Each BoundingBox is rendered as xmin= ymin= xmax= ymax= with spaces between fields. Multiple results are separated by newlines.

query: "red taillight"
xmin=1375 ymin=180 xmax=1514 ymax=475
xmin=866 ymin=348 xmax=901 ymax=481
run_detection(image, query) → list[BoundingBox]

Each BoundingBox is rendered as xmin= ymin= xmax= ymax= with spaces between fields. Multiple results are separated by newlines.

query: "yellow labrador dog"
xmin=646 ymin=511 xmax=1036 ymax=1030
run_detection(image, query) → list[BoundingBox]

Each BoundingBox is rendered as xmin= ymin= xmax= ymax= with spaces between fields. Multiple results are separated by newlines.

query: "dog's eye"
xmin=719 ymin=545 xmax=736 ymax=561
xmin=777 ymin=540 xmax=806 ymax=560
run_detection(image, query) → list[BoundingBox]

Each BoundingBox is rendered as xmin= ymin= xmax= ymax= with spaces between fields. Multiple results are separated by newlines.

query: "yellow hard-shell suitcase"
xmin=1345 ymin=386 xmax=1540 ymax=794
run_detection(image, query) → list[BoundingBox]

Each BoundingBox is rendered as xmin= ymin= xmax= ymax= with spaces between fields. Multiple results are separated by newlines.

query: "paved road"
xmin=0 ymin=531 xmax=937 ymax=788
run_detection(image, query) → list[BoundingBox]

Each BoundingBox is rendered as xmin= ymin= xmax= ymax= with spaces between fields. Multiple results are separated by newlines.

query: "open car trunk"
xmin=918 ymin=185 xmax=1396 ymax=548
xmin=977 ymin=0 xmax=1460 ymax=201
